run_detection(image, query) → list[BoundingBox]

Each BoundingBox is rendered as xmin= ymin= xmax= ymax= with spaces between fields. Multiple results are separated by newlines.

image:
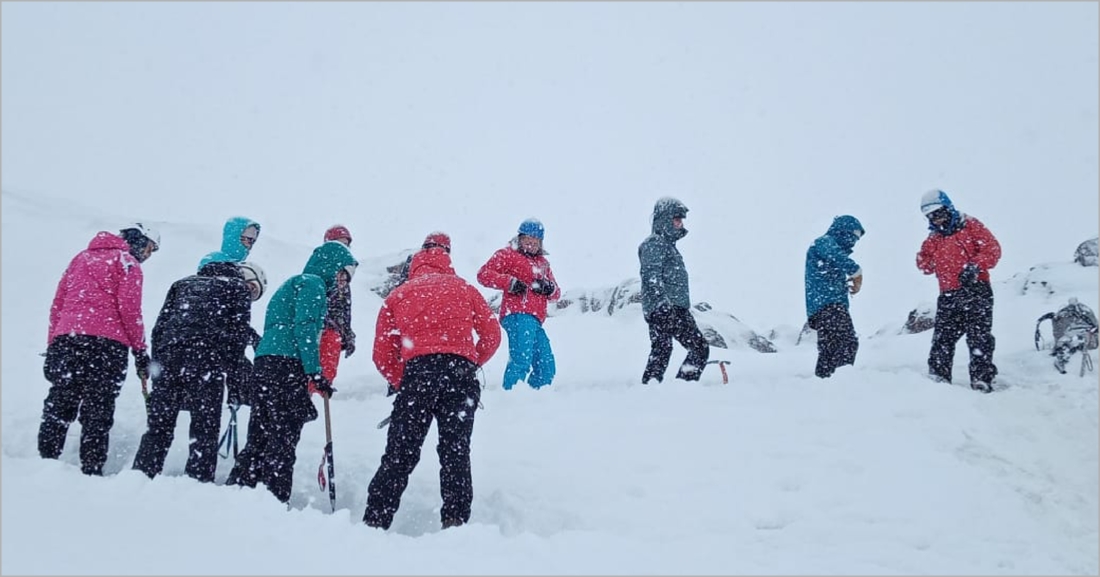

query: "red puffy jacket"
xmin=476 ymin=244 xmax=561 ymax=323
xmin=373 ymin=248 xmax=501 ymax=389
xmin=49 ymin=232 xmax=148 ymax=351
xmin=916 ymin=216 xmax=1002 ymax=293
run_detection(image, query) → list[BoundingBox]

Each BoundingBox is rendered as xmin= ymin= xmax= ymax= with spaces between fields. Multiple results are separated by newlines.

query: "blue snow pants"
xmin=500 ymin=313 xmax=556 ymax=390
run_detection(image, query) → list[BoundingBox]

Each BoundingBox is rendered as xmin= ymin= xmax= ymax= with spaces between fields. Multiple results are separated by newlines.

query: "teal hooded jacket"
xmin=255 ymin=241 xmax=358 ymax=374
xmin=804 ymin=215 xmax=864 ymax=318
xmin=198 ymin=217 xmax=261 ymax=270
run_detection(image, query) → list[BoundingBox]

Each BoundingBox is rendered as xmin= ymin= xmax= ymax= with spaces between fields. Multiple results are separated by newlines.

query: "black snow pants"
xmin=224 ymin=355 xmax=316 ymax=503
xmin=38 ymin=335 xmax=129 ymax=476
xmin=642 ymin=305 xmax=710 ymax=384
xmin=132 ymin=346 xmax=228 ymax=483
xmin=929 ymin=281 xmax=998 ymax=386
xmin=364 ymin=354 xmax=481 ymax=530
xmin=807 ymin=303 xmax=859 ymax=378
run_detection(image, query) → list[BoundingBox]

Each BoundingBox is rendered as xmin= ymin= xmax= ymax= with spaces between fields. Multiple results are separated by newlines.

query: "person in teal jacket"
xmin=804 ymin=215 xmax=865 ymax=378
xmin=225 ymin=240 xmax=357 ymax=503
xmin=198 ymin=216 xmax=261 ymax=270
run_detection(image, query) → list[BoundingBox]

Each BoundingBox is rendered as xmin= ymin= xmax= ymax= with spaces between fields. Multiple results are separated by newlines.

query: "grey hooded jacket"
xmin=638 ymin=197 xmax=691 ymax=317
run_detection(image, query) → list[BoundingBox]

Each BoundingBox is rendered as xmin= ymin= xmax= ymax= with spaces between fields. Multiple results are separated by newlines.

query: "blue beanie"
xmin=518 ymin=218 xmax=544 ymax=240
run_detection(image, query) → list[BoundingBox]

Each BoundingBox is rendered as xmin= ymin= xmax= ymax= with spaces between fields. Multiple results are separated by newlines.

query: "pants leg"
xmin=436 ymin=375 xmax=480 ymax=525
xmin=929 ymin=292 xmax=966 ymax=383
xmin=132 ymin=372 xmax=185 ymax=479
xmin=671 ymin=307 xmax=710 ymax=380
xmin=364 ymin=369 xmax=437 ymax=529
xmin=527 ymin=320 xmax=556 ymax=389
xmin=185 ymin=382 xmax=225 ymax=483
xmin=501 ymin=314 xmax=536 ymax=390
xmin=964 ymin=283 xmax=997 ymax=385
xmin=643 ymin=310 xmax=675 ymax=383
xmin=38 ymin=380 xmax=81 ymax=460
xmin=225 ymin=400 xmax=267 ymax=488
xmin=76 ymin=378 xmax=124 ymax=475
xmin=808 ymin=304 xmax=859 ymax=378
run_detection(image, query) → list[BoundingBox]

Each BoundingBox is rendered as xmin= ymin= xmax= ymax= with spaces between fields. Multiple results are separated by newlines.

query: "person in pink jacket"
xmin=477 ymin=218 xmax=561 ymax=390
xmin=39 ymin=223 xmax=159 ymax=475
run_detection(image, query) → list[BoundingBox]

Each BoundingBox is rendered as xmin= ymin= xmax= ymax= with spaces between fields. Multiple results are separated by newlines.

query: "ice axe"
xmin=706 ymin=360 xmax=731 ymax=384
xmin=317 ymin=394 xmax=337 ymax=513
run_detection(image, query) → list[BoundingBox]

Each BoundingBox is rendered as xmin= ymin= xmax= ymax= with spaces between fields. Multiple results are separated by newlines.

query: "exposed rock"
xmin=1075 ymin=237 xmax=1098 ymax=267
xmin=903 ymin=305 xmax=936 ymax=334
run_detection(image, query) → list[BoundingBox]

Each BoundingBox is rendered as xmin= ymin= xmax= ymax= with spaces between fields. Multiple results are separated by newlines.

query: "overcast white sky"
xmin=3 ymin=1 xmax=1097 ymax=329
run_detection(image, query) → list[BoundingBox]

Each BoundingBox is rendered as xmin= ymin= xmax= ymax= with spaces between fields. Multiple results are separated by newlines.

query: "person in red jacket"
xmin=39 ymin=223 xmax=159 ymax=475
xmin=365 ymin=234 xmax=501 ymax=530
xmin=916 ymin=189 xmax=1002 ymax=392
xmin=312 ymin=225 xmax=356 ymax=395
xmin=476 ymin=218 xmax=561 ymax=390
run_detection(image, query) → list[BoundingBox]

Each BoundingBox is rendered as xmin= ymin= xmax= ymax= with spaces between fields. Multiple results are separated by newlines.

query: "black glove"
xmin=343 ymin=336 xmax=356 ymax=358
xmin=133 ymin=349 xmax=151 ymax=381
xmin=508 ymin=278 xmax=528 ymax=295
xmin=958 ymin=263 xmax=980 ymax=287
xmin=307 ymin=373 xmax=336 ymax=397
xmin=530 ymin=279 xmax=556 ymax=297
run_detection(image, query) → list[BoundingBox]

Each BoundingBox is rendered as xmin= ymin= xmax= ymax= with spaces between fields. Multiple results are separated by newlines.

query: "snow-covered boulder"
xmin=1074 ymin=237 xmax=1098 ymax=267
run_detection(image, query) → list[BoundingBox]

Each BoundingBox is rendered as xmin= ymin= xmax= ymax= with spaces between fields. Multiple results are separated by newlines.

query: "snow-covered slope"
xmin=2 ymin=190 xmax=1097 ymax=575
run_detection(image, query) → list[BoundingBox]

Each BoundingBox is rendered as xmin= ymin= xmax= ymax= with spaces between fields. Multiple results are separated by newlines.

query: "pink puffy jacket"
xmin=48 ymin=231 xmax=148 ymax=351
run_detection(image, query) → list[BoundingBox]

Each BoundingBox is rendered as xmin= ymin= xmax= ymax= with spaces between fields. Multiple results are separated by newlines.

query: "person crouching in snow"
xmin=365 ymin=235 xmax=501 ymax=530
xmin=132 ymin=260 xmax=265 ymax=483
xmin=804 ymin=215 xmax=865 ymax=378
xmin=476 ymin=219 xmax=561 ymax=391
xmin=225 ymin=241 xmax=357 ymax=503
xmin=312 ymin=225 xmax=357 ymax=396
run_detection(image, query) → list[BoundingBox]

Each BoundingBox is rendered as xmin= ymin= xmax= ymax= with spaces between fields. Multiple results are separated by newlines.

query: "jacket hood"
xmin=88 ymin=231 xmax=130 ymax=252
xmin=303 ymin=241 xmax=358 ymax=291
xmin=408 ymin=248 xmax=456 ymax=280
xmin=826 ymin=215 xmax=865 ymax=252
xmin=218 ymin=217 xmax=261 ymax=262
xmin=650 ymin=197 xmax=689 ymax=241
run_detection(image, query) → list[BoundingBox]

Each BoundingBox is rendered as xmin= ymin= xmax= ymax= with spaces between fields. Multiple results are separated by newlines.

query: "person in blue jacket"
xmin=804 ymin=215 xmax=865 ymax=378
xmin=198 ymin=216 xmax=261 ymax=270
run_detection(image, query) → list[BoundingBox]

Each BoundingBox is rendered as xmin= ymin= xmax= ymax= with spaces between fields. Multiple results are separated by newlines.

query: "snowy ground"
xmin=2 ymin=190 xmax=1097 ymax=575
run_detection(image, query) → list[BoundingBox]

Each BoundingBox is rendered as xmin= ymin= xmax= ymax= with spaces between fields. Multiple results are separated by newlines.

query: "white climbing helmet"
xmin=238 ymin=261 xmax=268 ymax=301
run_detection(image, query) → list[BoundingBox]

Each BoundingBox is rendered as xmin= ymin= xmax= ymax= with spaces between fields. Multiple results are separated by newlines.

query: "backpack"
xmin=1034 ymin=298 xmax=1099 ymax=352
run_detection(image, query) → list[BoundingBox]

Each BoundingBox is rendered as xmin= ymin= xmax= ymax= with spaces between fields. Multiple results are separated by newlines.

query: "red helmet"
xmin=421 ymin=231 xmax=451 ymax=253
xmin=324 ymin=225 xmax=352 ymax=244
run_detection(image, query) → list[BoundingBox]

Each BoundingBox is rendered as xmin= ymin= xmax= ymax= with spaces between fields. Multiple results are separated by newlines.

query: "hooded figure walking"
xmin=916 ymin=189 xmax=1002 ymax=392
xmin=804 ymin=215 xmax=865 ymax=378
xmin=638 ymin=197 xmax=710 ymax=384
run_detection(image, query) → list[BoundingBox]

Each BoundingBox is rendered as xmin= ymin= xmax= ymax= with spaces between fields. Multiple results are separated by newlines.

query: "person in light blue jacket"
xmin=198 ymin=216 xmax=261 ymax=270
xmin=804 ymin=215 xmax=865 ymax=378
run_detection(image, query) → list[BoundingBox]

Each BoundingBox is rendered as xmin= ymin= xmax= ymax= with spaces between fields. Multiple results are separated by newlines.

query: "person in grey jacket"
xmin=638 ymin=197 xmax=710 ymax=384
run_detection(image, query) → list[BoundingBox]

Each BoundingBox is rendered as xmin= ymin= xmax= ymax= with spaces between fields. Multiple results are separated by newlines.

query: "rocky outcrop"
xmin=1075 ymin=237 xmax=1098 ymax=267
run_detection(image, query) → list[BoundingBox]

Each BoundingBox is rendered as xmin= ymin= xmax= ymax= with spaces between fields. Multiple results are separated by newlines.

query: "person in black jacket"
xmin=132 ymin=261 xmax=262 ymax=483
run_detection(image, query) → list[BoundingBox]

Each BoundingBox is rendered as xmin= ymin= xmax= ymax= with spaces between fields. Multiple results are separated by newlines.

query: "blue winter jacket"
xmin=639 ymin=197 xmax=691 ymax=317
xmin=198 ymin=217 xmax=261 ymax=270
xmin=804 ymin=215 xmax=864 ymax=318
